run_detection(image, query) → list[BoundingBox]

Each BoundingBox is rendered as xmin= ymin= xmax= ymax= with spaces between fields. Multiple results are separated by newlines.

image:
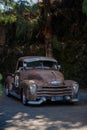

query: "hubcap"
xmin=5 ymin=85 xmax=9 ymax=95
xmin=22 ymin=91 xmax=26 ymax=105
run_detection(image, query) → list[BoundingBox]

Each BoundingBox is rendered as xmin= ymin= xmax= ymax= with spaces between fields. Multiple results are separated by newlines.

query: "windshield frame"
xmin=23 ymin=60 xmax=58 ymax=70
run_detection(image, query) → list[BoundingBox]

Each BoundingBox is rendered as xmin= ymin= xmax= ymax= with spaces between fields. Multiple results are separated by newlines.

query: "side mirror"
xmin=15 ymin=67 xmax=23 ymax=74
xmin=15 ymin=70 xmax=20 ymax=74
xmin=19 ymin=67 xmax=23 ymax=71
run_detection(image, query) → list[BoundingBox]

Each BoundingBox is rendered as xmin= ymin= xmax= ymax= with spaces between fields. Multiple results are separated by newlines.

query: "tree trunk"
xmin=43 ymin=0 xmax=53 ymax=57
xmin=44 ymin=26 xmax=53 ymax=57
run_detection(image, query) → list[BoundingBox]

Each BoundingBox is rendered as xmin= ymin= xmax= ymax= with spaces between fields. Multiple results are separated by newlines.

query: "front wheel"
xmin=21 ymin=88 xmax=28 ymax=105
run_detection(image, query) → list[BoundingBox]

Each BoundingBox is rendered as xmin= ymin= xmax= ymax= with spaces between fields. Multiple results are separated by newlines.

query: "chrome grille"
xmin=37 ymin=86 xmax=72 ymax=97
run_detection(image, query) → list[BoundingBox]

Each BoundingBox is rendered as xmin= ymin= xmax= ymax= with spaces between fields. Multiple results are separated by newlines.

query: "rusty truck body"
xmin=5 ymin=56 xmax=79 ymax=105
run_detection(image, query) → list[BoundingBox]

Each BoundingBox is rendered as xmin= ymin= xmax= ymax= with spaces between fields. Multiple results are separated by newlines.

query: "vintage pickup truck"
xmin=5 ymin=56 xmax=79 ymax=105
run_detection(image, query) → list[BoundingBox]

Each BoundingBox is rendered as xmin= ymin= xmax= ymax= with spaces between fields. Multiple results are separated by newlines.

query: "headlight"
xmin=30 ymin=84 xmax=37 ymax=95
xmin=73 ymin=82 xmax=79 ymax=94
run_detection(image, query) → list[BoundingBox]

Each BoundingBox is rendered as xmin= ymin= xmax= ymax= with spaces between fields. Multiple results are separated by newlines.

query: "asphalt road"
xmin=0 ymin=92 xmax=87 ymax=130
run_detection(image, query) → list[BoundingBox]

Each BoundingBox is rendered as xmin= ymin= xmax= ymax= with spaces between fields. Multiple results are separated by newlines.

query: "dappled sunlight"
xmin=4 ymin=112 xmax=87 ymax=130
xmin=0 ymin=112 xmax=4 ymax=116
xmin=0 ymin=93 xmax=87 ymax=130
xmin=12 ymin=112 xmax=29 ymax=119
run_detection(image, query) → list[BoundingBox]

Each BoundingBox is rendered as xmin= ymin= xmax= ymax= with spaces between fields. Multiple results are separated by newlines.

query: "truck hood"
xmin=22 ymin=69 xmax=64 ymax=86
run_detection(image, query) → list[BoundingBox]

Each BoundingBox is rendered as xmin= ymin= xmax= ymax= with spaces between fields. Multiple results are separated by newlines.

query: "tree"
xmin=0 ymin=0 xmax=16 ymax=24
xmin=38 ymin=0 xmax=64 ymax=57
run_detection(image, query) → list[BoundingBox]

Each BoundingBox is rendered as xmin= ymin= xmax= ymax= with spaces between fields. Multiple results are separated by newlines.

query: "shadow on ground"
xmin=0 ymin=92 xmax=87 ymax=130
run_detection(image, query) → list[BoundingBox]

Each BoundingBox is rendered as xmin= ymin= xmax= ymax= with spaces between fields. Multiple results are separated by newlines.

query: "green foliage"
xmin=16 ymin=19 xmax=31 ymax=43
xmin=53 ymin=40 xmax=87 ymax=88
xmin=82 ymin=0 xmax=87 ymax=15
xmin=0 ymin=0 xmax=16 ymax=24
xmin=15 ymin=3 xmax=40 ymax=45
xmin=0 ymin=13 xmax=16 ymax=24
xmin=52 ymin=35 xmax=59 ymax=49
xmin=0 ymin=0 xmax=87 ymax=89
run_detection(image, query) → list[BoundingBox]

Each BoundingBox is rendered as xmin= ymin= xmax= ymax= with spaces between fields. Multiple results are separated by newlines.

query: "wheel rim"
xmin=5 ymin=85 xmax=9 ymax=95
xmin=22 ymin=91 xmax=27 ymax=105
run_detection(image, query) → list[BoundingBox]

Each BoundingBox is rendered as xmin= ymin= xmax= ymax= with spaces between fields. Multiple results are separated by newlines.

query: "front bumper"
xmin=27 ymin=97 xmax=46 ymax=105
xmin=27 ymin=84 xmax=79 ymax=105
xmin=27 ymin=96 xmax=79 ymax=105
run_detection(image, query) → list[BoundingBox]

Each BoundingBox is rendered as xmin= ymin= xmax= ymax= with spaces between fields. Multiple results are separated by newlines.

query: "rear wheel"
xmin=5 ymin=84 xmax=10 ymax=96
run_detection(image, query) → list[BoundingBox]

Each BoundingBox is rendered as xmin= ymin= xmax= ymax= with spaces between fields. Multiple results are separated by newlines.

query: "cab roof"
xmin=18 ymin=56 xmax=57 ymax=63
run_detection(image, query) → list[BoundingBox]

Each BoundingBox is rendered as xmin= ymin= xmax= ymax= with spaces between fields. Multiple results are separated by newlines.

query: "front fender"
xmin=20 ymin=80 xmax=37 ymax=101
xmin=64 ymin=80 xmax=76 ymax=87
xmin=20 ymin=80 xmax=30 ymax=88
xmin=64 ymin=80 xmax=79 ymax=101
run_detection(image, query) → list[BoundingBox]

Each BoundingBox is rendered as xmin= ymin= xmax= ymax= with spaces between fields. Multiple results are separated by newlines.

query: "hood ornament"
xmin=49 ymin=80 xmax=62 ymax=85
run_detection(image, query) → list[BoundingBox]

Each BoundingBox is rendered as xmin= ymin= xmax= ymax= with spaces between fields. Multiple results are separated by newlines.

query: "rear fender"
xmin=5 ymin=75 xmax=13 ymax=89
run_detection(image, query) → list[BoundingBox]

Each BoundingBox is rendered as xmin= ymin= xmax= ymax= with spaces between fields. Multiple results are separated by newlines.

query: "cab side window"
xmin=17 ymin=61 xmax=23 ymax=70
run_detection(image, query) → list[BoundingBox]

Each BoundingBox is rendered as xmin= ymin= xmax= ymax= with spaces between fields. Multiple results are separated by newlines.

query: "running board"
xmin=10 ymin=91 xmax=20 ymax=99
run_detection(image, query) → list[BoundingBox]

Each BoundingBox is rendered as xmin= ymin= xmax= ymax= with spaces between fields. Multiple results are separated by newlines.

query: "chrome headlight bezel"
xmin=29 ymin=84 xmax=37 ymax=95
xmin=72 ymin=82 xmax=79 ymax=94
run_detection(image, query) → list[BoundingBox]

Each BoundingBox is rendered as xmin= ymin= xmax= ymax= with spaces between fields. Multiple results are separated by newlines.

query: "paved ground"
xmin=0 ymin=91 xmax=87 ymax=130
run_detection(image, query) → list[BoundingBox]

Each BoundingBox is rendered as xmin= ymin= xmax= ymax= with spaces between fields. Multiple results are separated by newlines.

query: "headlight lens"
xmin=73 ymin=82 xmax=79 ymax=94
xmin=30 ymin=84 xmax=37 ymax=94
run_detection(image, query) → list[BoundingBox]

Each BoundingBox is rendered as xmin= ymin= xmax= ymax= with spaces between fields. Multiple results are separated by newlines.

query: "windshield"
xmin=24 ymin=60 xmax=58 ymax=70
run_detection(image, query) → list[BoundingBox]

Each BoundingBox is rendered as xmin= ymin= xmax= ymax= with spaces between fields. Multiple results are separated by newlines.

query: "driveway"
xmin=0 ymin=91 xmax=87 ymax=130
